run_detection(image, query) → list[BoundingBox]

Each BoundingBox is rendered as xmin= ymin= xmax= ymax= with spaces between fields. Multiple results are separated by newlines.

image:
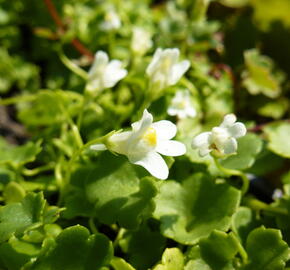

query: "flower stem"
xmin=57 ymin=130 xmax=116 ymax=205
xmin=230 ymin=232 xmax=248 ymax=264
xmin=243 ymin=197 xmax=288 ymax=216
xmin=89 ymin=218 xmax=98 ymax=234
xmin=0 ymin=94 xmax=35 ymax=105
xmin=58 ymin=49 xmax=88 ymax=80
xmin=213 ymin=156 xmax=249 ymax=195
xmin=77 ymin=91 xmax=92 ymax=129
xmin=180 ymin=77 xmax=199 ymax=96
xmin=22 ymin=163 xmax=55 ymax=176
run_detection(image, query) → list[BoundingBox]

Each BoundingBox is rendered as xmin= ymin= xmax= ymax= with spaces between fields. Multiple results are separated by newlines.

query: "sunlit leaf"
xmin=243 ymin=227 xmax=290 ymax=270
xmin=263 ymin=122 xmax=290 ymax=158
xmin=154 ymin=173 xmax=240 ymax=244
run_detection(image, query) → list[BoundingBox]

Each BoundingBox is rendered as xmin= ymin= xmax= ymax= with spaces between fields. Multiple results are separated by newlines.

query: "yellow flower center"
xmin=176 ymin=100 xmax=187 ymax=109
xmin=143 ymin=127 xmax=157 ymax=147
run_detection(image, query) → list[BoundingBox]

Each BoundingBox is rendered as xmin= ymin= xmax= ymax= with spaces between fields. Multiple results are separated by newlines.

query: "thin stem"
xmin=77 ymin=91 xmax=91 ymax=129
xmin=43 ymin=0 xmax=94 ymax=60
xmin=89 ymin=218 xmax=98 ymax=234
xmin=0 ymin=94 xmax=35 ymax=105
xmin=230 ymin=232 xmax=248 ymax=264
xmin=22 ymin=163 xmax=55 ymax=176
xmin=58 ymin=130 xmax=116 ymax=205
xmin=243 ymin=197 xmax=288 ymax=216
xmin=213 ymin=156 xmax=249 ymax=195
xmin=180 ymin=77 xmax=199 ymax=96
xmin=58 ymin=49 xmax=88 ymax=80
xmin=56 ymin=93 xmax=84 ymax=149
xmin=113 ymin=228 xmax=125 ymax=248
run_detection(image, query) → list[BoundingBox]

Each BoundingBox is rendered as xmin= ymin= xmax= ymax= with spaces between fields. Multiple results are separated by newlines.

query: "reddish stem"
xmin=248 ymin=119 xmax=290 ymax=132
xmin=43 ymin=0 xmax=94 ymax=60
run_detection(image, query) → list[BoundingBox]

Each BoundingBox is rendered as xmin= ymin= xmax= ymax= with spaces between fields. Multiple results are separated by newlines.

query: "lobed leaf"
xmin=119 ymin=225 xmax=166 ymax=270
xmin=221 ymin=133 xmax=263 ymax=170
xmin=263 ymin=122 xmax=290 ymax=158
xmin=0 ymin=192 xmax=45 ymax=243
xmin=153 ymin=248 xmax=184 ymax=270
xmin=243 ymin=227 xmax=290 ymax=270
xmin=27 ymin=225 xmax=113 ymax=270
xmin=153 ymin=173 xmax=241 ymax=244
xmin=76 ymin=153 xmax=158 ymax=229
xmin=199 ymin=230 xmax=240 ymax=270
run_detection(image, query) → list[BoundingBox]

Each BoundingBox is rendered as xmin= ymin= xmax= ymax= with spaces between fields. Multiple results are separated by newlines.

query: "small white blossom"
xmin=272 ymin=188 xmax=283 ymax=200
xmin=131 ymin=27 xmax=153 ymax=56
xmin=191 ymin=114 xmax=247 ymax=157
xmin=91 ymin=109 xmax=186 ymax=179
xmin=146 ymin=48 xmax=190 ymax=90
xmin=100 ymin=9 xmax=121 ymax=31
xmin=167 ymin=90 xmax=197 ymax=119
xmin=86 ymin=51 xmax=127 ymax=92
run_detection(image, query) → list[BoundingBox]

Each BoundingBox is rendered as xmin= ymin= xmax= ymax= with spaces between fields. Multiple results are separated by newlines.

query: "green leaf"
xmin=28 ymin=225 xmax=113 ymax=270
xmin=185 ymin=260 xmax=211 ymax=270
xmin=199 ymin=230 xmax=240 ymax=270
xmin=0 ymin=48 xmax=39 ymax=93
xmin=0 ymin=138 xmax=42 ymax=167
xmin=220 ymin=133 xmax=263 ymax=170
xmin=242 ymin=49 xmax=284 ymax=98
xmin=185 ymin=246 xmax=211 ymax=270
xmin=263 ymin=122 xmax=290 ymax=158
xmin=243 ymin=227 xmax=290 ymax=270
xmin=153 ymin=174 xmax=241 ymax=244
xmin=247 ymin=148 xmax=284 ymax=176
xmin=119 ymin=225 xmax=166 ymax=270
xmin=63 ymin=166 xmax=96 ymax=219
xmin=231 ymin=207 xmax=260 ymax=245
xmin=80 ymin=153 xmax=157 ymax=229
xmin=17 ymin=90 xmax=83 ymax=126
xmin=258 ymin=98 xmax=289 ymax=119
xmin=110 ymin=257 xmax=136 ymax=270
xmin=153 ymin=248 xmax=184 ymax=270
xmin=250 ymin=0 xmax=290 ymax=30
xmin=0 ymin=238 xmax=34 ymax=270
xmin=219 ymin=0 xmax=249 ymax=8
xmin=3 ymin=181 xmax=26 ymax=203
xmin=0 ymin=192 xmax=45 ymax=243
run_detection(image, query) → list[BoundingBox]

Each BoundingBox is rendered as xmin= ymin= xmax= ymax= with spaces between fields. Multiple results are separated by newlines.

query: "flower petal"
xmin=152 ymin=120 xmax=177 ymax=140
xmin=90 ymin=144 xmax=107 ymax=151
xmin=104 ymin=60 xmax=127 ymax=88
xmin=88 ymin=51 xmax=109 ymax=78
xmin=199 ymin=148 xmax=212 ymax=157
xmin=156 ymin=140 xmax=186 ymax=156
xmin=220 ymin=114 xmax=237 ymax=128
xmin=223 ymin=137 xmax=237 ymax=155
xmin=186 ymin=107 xmax=197 ymax=118
xmin=227 ymin=122 xmax=247 ymax=138
xmin=146 ymin=48 xmax=162 ymax=76
xmin=131 ymin=109 xmax=153 ymax=133
xmin=133 ymin=151 xmax=169 ymax=180
xmin=109 ymin=131 xmax=132 ymax=155
xmin=168 ymin=60 xmax=190 ymax=85
xmin=167 ymin=107 xmax=179 ymax=116
xmin=191 ymin=132 xmax=212 ymax=149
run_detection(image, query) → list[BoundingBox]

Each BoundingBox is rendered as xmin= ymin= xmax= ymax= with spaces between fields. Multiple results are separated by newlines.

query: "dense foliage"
xmin=1 ymin=0 xmax=290 ymax=269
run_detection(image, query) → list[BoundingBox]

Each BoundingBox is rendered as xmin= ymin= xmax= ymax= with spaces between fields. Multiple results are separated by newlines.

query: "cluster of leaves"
xmin=1 ymin=0 xmax=290 ymax=269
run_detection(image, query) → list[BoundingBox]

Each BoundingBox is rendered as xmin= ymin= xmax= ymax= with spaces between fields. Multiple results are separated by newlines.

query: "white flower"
xmin=272 ymin=188 xmax=283 ymax=200
xmin=86 ymin=51 xmax=127 ymax=92
xmin=146 ymin=48 xmax=190 ymax=90
xmin=91 ymin=109 xmax=186 ymax=179
xmin=100 ymin=9 xmax=121 ymax=31
xmin=191 ymin=114 xmax=247 ymax=157
xmin=131 ymin=27 xmax=153 ymax=56
xmin=167 ymin=90 xmax=197 ymax=119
